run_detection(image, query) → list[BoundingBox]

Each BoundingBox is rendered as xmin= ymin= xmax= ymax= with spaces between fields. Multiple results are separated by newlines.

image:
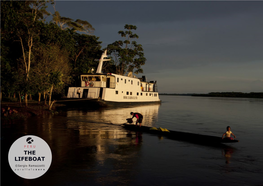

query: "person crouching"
xmin=130 ymin=112 xmax=143 ymax=127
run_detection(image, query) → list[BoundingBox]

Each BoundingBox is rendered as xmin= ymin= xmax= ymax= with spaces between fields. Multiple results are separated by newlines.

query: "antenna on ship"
xmin=96 ymin=50 xmax=111 ymax=74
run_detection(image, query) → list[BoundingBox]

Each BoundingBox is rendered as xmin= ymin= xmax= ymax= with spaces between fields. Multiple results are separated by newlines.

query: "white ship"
xmin=65 ymin=50 xmax=160 ymax=105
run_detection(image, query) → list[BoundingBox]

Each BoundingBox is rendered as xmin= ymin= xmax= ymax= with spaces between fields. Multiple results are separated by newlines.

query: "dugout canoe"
xmin=122 ymin=124 xmax=239 ymax=145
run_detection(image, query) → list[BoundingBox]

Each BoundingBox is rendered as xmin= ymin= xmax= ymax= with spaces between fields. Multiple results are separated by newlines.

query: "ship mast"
xmin=96 ymin=50 xmax=111 ymax=74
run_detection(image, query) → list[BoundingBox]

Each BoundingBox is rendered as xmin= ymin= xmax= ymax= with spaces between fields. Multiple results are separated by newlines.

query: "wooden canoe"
xmin=122 ymin=124 xmax=239 ymax=146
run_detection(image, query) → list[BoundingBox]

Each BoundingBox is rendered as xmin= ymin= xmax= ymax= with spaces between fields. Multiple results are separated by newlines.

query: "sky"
xmin=49 ymin=1 xmax=263 ymax=93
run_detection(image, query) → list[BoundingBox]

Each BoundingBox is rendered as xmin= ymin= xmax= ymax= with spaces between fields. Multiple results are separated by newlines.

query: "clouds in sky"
xmin=53 ymin=1 xmax=263 ymax=93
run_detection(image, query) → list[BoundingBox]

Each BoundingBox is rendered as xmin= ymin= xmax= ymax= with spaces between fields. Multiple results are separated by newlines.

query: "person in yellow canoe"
xmin=222 ymin=126 xmax=236 ymax=140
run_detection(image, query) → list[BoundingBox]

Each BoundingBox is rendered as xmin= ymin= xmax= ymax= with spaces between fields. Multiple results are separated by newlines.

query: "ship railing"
xmin=141 ymin=87 xmax=158 ymax=92
xmin=82 ymin=81 xmax=106 ymax=88
xmin=82 ymin=81 xmax=116 ymax=89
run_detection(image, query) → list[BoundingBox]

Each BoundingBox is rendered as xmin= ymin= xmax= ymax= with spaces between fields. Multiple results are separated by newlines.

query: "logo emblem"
xmin=8 ymin=135 xmax=52 ymax=179
xmin=26 ymin=137 xmax=34 ymax=144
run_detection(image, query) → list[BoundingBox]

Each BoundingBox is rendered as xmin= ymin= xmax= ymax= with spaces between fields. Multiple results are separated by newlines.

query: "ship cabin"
xmin=67 ymin=73 xmax=160 ymax=102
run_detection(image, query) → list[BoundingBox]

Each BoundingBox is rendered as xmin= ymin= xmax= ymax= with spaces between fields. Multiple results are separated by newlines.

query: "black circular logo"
xmin=26 ymin=137 xmax=34 ymax=144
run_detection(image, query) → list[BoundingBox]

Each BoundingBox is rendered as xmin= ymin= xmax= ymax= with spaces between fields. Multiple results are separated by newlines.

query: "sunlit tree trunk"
xmin=18 ymin=92 xmax=21 ymax=103
xmin=25 ymin=93 xmax=28 ymax=107
xmin=44 ymin=91 xmax=47 ymax=105
xmin=48 ymin=85 xmax=54 ymax=109
xmin=38 ymin=93 xmax=41 ymax=103
xmin=19 ymin=35 xmax=33 ymax=107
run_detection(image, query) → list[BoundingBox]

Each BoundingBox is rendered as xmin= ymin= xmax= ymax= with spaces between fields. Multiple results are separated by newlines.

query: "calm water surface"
xmin=2 ymin=95 xmax=263 ymax=186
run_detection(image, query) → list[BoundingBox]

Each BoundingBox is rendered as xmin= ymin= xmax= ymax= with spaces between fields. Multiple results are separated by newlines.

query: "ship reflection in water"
xmin=63 ymin=103 xmax=160 ymax=168
xmin=66 ymin=103 xmax=161 ymax=133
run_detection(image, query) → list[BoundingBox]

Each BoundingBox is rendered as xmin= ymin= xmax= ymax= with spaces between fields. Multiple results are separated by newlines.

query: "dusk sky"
xmin=49 ymin=1 xmax=263 ymax=93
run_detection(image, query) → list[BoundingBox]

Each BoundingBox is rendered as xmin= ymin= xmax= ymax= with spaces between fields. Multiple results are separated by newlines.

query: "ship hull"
xmin=56 ymin=97 xmax=161 ymax=108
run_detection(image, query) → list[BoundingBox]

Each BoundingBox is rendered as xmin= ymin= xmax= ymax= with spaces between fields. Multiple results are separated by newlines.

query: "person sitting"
xmin=222 ymin=126 xmax=236 ymax=140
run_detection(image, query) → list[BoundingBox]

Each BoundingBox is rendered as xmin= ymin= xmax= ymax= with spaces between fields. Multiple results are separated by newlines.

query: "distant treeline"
xmin=160 ymin=92 xmax=263 ymax=98
xmin=193 ymin=92 xmax=263 ymax=98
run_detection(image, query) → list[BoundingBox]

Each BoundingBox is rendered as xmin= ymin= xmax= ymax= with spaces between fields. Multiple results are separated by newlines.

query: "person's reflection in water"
xmin=135 ymin=132 xmax=142 ymax=145
xmin=128 ymin=131 xmax=143 ymax=146
xmin=222 ymin=147 xmax=234 ymax=164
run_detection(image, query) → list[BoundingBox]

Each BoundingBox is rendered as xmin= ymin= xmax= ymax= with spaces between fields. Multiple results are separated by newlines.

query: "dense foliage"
xmin=1 ymin=2 xmax=146 ymax=108
xmin=1 ymin=1 xmax=102 ymax=107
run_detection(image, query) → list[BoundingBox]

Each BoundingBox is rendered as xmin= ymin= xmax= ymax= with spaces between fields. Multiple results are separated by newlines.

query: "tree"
xmin=71 ymin=33 xmax=102 ymax=74
xmin=1 ymin=1 xmax=30 ymax=100
xmin=1 ymin=1 xmax=102 ymax=104
xmin=52 ymin=7 xmax=94 ymax=34
xmin=51 ymin=5 xmax=100 ymax=81
xmin=1 ymin=1 xmax=50 ymax=104
xmin=18 ymin=1 xmax=51 ymax=80
xmin=1 ymin=0 xmax=53 ymax=106
xmin=31 ymin=44 xmax=71 ymax=109
xmin=107 ymin=24 xmax=146 ymax=75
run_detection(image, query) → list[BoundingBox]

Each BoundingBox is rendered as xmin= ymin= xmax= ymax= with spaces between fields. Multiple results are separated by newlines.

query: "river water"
xmin=2 ymin=95 xmax=263 ymax=186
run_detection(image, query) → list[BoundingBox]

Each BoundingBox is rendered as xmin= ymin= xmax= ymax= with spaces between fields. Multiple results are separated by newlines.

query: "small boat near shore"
xmin=122 ymin=123 xmax=239 ymax=146
xmin=58 ymin=50 xmax=160 ymax=107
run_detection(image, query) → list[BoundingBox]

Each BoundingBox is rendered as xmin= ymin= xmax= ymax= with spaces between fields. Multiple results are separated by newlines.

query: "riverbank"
xmin=1 ymin=102 xmax=57 ymax=126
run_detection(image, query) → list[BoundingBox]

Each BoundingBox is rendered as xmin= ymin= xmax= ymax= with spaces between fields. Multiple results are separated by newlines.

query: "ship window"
xmin=138 ymin=81 xmax=139 ymax=86
xmin=130 ymin=92 xmax=132 ymax=95
xmin=146 ymin=93 xmax=148 ymax=96
xmin=121 ymin=78 xmax=123 ymax=81
xmin=141 ymin=93 xmax=143 ymax=96
xmin=137 ymin=92 xmax=139 ymax=96
xmin=131 ymin=80 xmax=133 ymax=85
xmin=125 ymin=79 xmax=126 ymax=84
xmin=126 ymin=92 xmax=129 ymax=95
xmin=154 ymin=94 xmax=157 ymax=97
xmin=117 ymin=78 xmax=119 ymax=82
xmin=116 ymin=91 xmax=118 ymax=94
